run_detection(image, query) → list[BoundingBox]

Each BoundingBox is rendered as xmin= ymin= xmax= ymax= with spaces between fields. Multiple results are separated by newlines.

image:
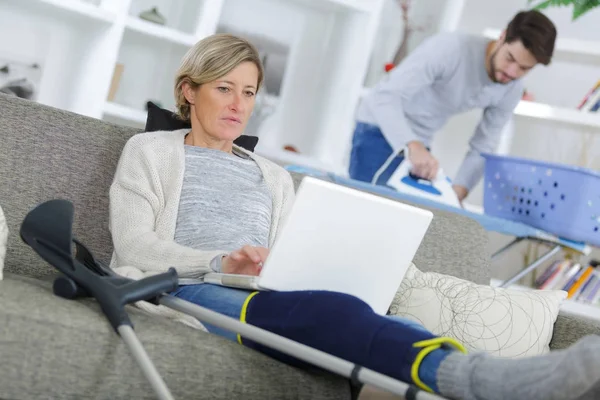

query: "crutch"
xmin=20 ymin=199 xmax=448 ymax=400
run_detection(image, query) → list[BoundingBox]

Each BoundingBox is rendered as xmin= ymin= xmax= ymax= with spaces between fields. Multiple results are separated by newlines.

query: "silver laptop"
xmin=182 ymin=176 xmax=433 ymax=315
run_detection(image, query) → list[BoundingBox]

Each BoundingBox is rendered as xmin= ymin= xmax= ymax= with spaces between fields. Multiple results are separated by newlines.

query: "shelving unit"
xmin=4 ymin=0 xmax=385 ymax=174
xmin=514 ymin=100 xmax=600 ymax=129
xmin=124 ymin=16 xmax=197 ymax=47
xmin=490 ymin=278 xmax=600 ymax=321
xmin=34 ymin=0 xmax=116 ymax=23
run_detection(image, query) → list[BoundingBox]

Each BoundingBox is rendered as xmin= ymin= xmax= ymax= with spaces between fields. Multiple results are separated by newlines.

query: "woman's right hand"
xmin=221 ymin=246 xmax=269 ymax=276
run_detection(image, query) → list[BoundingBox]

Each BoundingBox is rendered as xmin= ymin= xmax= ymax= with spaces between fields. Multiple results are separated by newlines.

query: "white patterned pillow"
xmin=389 ymin=264 xmax=566 ymax=358
xmin=0 ymin=204 xmax=7 ymax=280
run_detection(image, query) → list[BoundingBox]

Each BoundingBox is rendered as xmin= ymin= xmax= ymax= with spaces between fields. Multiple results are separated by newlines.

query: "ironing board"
xmin=286 ymin=165 xmax=592 ymax=288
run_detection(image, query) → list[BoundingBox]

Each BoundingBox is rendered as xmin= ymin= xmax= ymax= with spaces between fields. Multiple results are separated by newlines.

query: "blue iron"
xmin=385 ymin=147 xmax=462 ymax=208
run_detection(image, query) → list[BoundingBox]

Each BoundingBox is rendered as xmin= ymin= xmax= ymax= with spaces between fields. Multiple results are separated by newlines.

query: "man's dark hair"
xmin=505 ymin=10 xmax=557 ymax=65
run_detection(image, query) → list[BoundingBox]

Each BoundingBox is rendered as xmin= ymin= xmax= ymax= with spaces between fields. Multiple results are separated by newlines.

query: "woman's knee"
xmin=246 ymin=290 xmax=373 ymax=323
xmin=241 ymin=290 xmax=381 ymax=347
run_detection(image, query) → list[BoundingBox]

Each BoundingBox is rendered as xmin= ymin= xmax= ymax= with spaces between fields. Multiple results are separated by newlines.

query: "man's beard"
xmin=489 ymin=49 xmax=501 ymax=84
xmin=489 ymin=47 xmax=513 ymax=85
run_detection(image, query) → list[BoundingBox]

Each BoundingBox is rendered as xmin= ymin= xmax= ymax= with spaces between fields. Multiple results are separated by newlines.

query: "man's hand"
xmin=452 ymin=184 xmax=468 ymax=203
xmin=406 ymin=141 xmax=439 ymax=180
xmin=222 ymin=246 xmax=269 ymax=276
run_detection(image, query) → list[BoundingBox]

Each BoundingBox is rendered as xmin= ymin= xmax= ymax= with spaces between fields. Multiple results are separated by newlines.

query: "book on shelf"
xmin=534 ymin=259 xmax=600 ymax=305
xmin=577 ymin=79 xmax=600 ymax=112
xmin=588 ymin=96 xmax=600 ymax=112
xmin=583 ymin=91 xmax=600 ymax=112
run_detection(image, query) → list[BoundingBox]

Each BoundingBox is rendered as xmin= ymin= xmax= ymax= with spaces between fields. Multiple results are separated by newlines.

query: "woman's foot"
xmin=437 ymin=335 xmax=600 ymax=400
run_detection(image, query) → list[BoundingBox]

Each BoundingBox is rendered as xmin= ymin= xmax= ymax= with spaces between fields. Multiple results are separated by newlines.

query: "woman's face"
xmin=187 ymin=61 xmax=259 ymax=142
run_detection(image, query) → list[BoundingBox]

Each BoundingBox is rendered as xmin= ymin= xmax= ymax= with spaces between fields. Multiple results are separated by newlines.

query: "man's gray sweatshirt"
xmin=356 ymin=32 xmax=523 ymax=190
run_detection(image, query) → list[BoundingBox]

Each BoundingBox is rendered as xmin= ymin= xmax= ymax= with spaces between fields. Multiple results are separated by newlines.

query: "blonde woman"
xmin=109 ymin=33 xmax=600 ymax=400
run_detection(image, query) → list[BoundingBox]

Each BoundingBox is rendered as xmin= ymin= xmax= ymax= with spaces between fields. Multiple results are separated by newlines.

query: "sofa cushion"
xmin=0 ymin=94 xmax=140 ymax=279
xmin=389 ymin=264 xmax=566 ymax=358
xmin=550 ymin=313 xmax=600 ymax=350
xmin=0 ymin=273 xmax=350 ymax=400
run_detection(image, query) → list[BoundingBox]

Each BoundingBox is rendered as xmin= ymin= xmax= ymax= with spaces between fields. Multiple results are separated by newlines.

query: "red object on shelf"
xmin=384 ymin=63 xmax=395 ymax=72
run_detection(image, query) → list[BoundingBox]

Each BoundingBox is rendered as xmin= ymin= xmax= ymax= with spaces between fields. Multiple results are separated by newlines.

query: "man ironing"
xmin=349 ymin=10 xmax=556 ymax=203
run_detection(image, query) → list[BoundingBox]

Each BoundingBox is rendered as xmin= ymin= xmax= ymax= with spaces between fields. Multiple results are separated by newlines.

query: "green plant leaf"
xmin=528 ymin=0 xmax=575 ymax=9
xmin=528 ymin=0 xmax=600 ymax=20
xmin=572 ymin=0 xmax=600 ymax=19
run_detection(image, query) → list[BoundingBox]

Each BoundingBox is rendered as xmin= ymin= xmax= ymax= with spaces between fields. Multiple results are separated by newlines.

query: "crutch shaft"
xmin=118 ymin=325 xmax=175 ymax=400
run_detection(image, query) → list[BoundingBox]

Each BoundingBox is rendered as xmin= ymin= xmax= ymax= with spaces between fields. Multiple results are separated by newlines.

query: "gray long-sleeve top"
xmin=356 ymin=32 xmax=523 ymax=190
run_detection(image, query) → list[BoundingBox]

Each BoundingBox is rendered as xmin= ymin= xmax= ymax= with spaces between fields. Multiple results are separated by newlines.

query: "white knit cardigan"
xmin=109 ymin=129 xmax=296 ymax=328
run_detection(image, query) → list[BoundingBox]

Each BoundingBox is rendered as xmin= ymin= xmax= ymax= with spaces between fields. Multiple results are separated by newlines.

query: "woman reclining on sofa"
xmin=108 ymin=33 xmax=600 ymax=400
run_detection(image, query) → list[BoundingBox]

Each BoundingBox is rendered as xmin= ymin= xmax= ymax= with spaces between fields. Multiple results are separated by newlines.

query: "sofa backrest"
xmin=0 ymin=94 xmax=492 ymax=285
xmin=0 ymin=94 xmax=140 ymax=279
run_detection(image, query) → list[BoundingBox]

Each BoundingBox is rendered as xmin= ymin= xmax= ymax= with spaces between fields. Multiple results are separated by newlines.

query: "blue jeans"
xmin=172 ymin=284 xmax=449 ymax=392
xmin=172 ymin=283 xmax=251 ymax=342
xmin=349 ymin=122 xmax=406 ymax=185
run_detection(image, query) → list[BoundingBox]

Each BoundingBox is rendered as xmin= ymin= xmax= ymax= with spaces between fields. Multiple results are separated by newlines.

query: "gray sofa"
xmin=0 ymin=93 xmax=598 ymax=400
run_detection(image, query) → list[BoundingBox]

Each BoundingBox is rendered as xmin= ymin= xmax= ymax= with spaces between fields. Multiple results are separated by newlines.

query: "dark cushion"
xmin=145 ymin=102 xmax=259 ymax=152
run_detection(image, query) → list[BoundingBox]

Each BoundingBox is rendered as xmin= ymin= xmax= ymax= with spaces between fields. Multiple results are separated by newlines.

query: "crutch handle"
xmin=53 ymin=267 xmax=179 ymax=332
xmin=95 ymin=268 xmax=178 ymax=333
xmin=120 ymin=268 xmax=179 ymax=306
xmin=52 ymin=270 xmax=178 ymax=304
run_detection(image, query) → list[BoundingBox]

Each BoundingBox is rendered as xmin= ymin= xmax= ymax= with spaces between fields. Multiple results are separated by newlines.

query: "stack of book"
xmin=534 ymin=259 xmax=600 ymax=304
xmin=577 ymin=79 xmax=600 ymax=111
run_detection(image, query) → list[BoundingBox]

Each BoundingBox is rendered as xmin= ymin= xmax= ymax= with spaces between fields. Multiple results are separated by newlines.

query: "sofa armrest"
xmin=550 ymin=312 xmax=600 ymax=350
xmin=288 ymin=171 xmax=492 ymax=285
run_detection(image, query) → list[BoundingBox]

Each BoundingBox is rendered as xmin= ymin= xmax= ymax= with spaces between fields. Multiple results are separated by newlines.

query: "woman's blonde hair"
xmin=174 ymin=33 xmax=264 ymax=121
